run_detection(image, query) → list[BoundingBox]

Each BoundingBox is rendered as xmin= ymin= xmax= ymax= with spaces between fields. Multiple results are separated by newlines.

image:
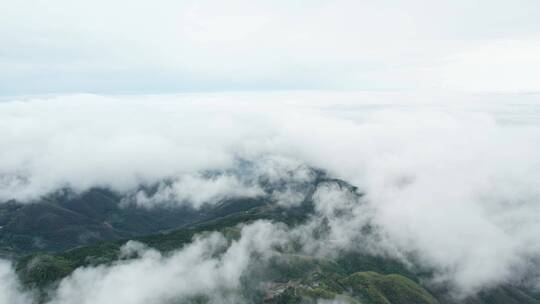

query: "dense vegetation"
xmin=3 ymin=176 xmax=540 ymax=303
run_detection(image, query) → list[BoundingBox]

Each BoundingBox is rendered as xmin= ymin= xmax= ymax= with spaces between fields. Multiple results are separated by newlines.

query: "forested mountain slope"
xmin=5 ymin=174 xmax=539 ymax=304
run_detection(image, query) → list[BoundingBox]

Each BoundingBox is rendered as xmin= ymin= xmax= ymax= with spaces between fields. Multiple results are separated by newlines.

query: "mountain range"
xmin=2 ymin=171 xmax=539 ymax=304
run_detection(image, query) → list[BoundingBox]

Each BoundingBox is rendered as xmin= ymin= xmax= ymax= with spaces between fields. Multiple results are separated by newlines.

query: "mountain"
xmin=0 ymin=187 xmax=268 ymax=255
xmin=3 ymin=173 xmax=540 ymax=304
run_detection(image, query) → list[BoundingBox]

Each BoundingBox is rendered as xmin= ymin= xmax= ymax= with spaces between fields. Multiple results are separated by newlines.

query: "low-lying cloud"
xmin=2 ymin=91 xmax=540 ymax=300
xmin=0 ymin=260 xmax=34 ymax=304
xmin=48 ymin=221 xmax=286 ymax=304
xmin=125 ymin=173 xmax=264 ymax=209
xmin=0 ymin=221 xmax=288 ymax=304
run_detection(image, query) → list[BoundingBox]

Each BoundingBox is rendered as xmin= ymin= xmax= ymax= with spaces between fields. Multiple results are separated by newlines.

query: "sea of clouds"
xmin=1 ymin=91 xmax=540 ymax=303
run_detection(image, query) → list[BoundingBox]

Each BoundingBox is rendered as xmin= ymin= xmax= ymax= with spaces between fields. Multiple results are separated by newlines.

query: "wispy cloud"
xmin=2 ymin=92 xmax=540 ymax=299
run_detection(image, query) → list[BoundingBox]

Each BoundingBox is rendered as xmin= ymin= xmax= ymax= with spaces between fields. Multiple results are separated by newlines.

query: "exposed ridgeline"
xmin=2 ymin=167 xmax=540 ymax=304
xmin=0 ymin=162 xmax=322 ymax=255
xmin=0 ymin=188 xmax=266 ymax=255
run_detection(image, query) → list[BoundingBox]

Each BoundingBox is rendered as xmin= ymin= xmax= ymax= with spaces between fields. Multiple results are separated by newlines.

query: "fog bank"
xmin=2 ymin=92 xmax=540 ymax=300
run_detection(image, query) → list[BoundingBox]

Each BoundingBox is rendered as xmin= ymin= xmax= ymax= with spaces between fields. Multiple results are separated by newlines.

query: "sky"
xmin=1 ymin=0 xmax=540 ymax=95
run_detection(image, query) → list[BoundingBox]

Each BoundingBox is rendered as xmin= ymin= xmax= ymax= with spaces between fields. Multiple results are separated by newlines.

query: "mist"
xmin=2 ymin=92 xmax=540 ymax=302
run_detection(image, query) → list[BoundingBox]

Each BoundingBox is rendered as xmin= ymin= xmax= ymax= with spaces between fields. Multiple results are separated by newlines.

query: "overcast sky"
xmin=1 ymin=0 xmax=540 ymax=95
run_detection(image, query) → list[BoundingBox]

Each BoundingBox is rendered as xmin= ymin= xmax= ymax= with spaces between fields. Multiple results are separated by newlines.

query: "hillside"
xmin=7 ymin=176 xmax=540 ymax=304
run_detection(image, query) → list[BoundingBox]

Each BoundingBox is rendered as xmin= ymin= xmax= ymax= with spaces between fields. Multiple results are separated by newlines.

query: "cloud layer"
xmin=2 ymin=92 xmax=540 ymax=301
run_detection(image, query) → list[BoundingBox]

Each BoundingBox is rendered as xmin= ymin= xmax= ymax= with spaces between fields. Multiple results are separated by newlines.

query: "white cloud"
xmin=127 ymin=173 xmax=264 ymax=208
xmin=47 ymin=221 xmax=285 ymax=304
xmin=2 ymin=92 xmax=540 ymax=297
xmin=0 ymin=260 xmax=34 ymax=304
